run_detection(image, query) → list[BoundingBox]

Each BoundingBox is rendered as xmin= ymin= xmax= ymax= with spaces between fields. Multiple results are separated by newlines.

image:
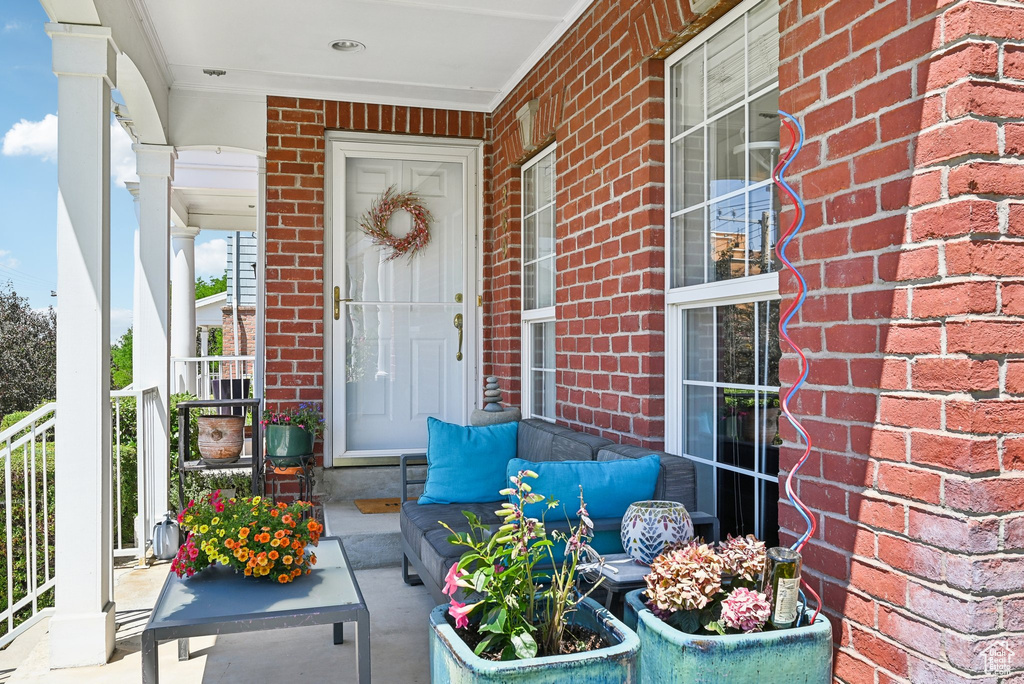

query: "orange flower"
xmin=282 ymin=514 xmax=293 ymax=525
xmin=278 ymin=502 xmax=287 ymax=509
xmin=270 ymin=509 xmax=279 ymax=518
xmin=307 ymin=519 xmax=318 ymax=531
xmin=224 ymin=539 xmax=235 ymax=549
xmin=262 ymin=526 xmax=271 ymax=532
xmin=269 ymin=550 xmax=279 ymax=560
xmin=282 ymin=555 xmax=293 ymax=565
xmin=292 ymin=568 xmax=302 ymax=577
xmin=274 ymin=530 xmax=286 ymax=539
xmin=278 ymin=574 xmax=289 ymax=584
xmin=259 ymin=533 xmax=271 ymax=543
xmin=244 ymin=567 xmax=252 ymax=576
xmin=239 ymin=527 xmax=250 ymax=538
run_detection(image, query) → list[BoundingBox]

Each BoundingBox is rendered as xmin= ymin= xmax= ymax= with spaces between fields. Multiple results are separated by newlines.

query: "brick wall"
xmin=220 ymin=306 xmax=256 ymax=379
xmin=779 ymin=0 xmax=1024 ymax=680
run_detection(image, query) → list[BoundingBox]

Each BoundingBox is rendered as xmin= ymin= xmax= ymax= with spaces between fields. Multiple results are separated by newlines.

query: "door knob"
xmin=453 ymin=313 xmax=464 ymax=362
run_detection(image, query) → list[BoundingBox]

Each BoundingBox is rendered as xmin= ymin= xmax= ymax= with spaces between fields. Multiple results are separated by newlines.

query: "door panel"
xmin=334 ymin=143 xmax=476 ymax=459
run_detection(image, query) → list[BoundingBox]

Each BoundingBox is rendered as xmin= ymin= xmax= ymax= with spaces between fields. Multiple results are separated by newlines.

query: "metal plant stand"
xmin=141 ymin=536 xmax=369 ymax=683
xmin=175 ymin=398 xmax=262 ymax=507
xmin=263 ymin=453 xmax=316 ymax=503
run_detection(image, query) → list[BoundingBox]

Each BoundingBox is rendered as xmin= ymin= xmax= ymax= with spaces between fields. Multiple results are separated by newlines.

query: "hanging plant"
xmin=358 ymin=185 xmax=433 ymax=261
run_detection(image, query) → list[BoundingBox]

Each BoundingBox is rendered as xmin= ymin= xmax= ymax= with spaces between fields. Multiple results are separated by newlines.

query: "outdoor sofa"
xmin=399 ymin=418 xmax=719 ymax=603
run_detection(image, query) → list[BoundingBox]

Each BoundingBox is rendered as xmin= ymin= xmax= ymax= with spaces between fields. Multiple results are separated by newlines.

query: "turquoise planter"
xmin=624 ymin=589 xmax=832 ymax=684
xmin=265 ymin=425 xmax=313 ymax=466
xmin=429 ymin=597 xmax=639 ymax=683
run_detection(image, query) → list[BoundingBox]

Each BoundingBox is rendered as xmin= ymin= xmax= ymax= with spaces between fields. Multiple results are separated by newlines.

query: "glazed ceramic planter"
xmin=429 ymin=597 xmax=639 ymax=683
xmin=624 ymin=589 xmax=832 ymax=684
xmin=265 ymin=425 xmax=313 ymax=466
xmin=620 ymin=500 xmax=694 ymax=565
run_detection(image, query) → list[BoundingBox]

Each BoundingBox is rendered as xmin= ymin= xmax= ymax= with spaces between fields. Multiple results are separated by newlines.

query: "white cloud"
xmin=110 ymin=308 xmax=132 ymax=343
xmin=0 ymin=250 xmax=19 ymax=269
xmin=2 ymin=114 xmax=57 ymax=160
xmin=195 ymin=239 xmax=227 ymax=278
xmin=1 ymin=114 xmax=138 ymax=185
xmin=3 ymin=20 xmax=26 ymax=33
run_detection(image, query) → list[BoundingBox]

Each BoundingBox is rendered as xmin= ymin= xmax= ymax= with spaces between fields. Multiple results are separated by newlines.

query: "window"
xmin=522 ymin=145 xmax=556 ymax=421
xmin=665 ymin=0 xmax=782 ymax=546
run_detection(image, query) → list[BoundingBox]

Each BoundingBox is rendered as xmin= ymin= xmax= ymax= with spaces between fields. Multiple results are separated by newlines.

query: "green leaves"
xmin=479 ymin=607 xmax=507 ymax=635
xmin=512 ymin=630 xmax=537 ymax=659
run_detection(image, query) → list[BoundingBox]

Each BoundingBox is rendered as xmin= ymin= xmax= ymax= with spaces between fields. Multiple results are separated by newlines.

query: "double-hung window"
xmin=664 ymin=0 xmax=782 ymax=546
xmin=522 ymin=145 xmax=557 ymax=421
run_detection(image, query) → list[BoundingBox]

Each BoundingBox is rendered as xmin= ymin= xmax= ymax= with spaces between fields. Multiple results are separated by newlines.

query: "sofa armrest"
xmin=689 ymin=511 xmax=720 ymax=543
xmin=400 ymin=453 xmax=427 ymax=502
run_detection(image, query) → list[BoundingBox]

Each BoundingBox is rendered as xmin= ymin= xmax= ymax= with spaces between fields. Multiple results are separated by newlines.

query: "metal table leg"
xmin=356 ymin=610 xmax=371 ymax=684
xmin=334 ymin=621 xmax=345 ymax=645
xmin=141 ymin=629 xmax=158 ymax=684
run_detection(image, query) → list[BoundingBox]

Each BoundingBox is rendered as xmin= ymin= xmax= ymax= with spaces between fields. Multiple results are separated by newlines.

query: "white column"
xmin=199 ymin=326 xmax=210 ymax=399
xmin=134 ymin=144 xmax=175 ymax=521
xmin=171 ymin=225 xmax=199 ymax=394
xmin=46 ymin=22 xmax=117 ymax=668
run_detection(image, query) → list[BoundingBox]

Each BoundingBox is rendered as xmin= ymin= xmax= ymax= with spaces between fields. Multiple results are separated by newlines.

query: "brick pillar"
xmin=780 ymin=0 xmax=1024 ymax=680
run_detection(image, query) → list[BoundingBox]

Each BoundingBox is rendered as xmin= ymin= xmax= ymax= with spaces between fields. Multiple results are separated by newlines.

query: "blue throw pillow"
xmin=506 ymin=455 xmax=660 ymax=521
xmin=418 ymin=418 xmax=519 ymax=505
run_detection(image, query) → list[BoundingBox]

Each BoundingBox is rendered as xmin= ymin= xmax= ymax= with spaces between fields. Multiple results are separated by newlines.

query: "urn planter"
xmin=624 ymin=589 xmax=832 ymax=684
xmin=196 ymin=415 xmax=244 ymax=465
xmin=429 ymin=597 xmax=639 ymax=683
xmin=265 ymin=424 xmax=314 ymax=466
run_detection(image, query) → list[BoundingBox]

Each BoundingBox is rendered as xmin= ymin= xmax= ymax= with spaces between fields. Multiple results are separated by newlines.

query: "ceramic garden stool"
xmin=624 ymin=589 xmax=832 ymax=684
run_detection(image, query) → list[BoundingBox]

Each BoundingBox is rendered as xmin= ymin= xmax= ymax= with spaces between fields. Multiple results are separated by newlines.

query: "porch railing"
xmin=1 ymin=388 xmax=159 ymax=649
xmin=1 ymin=403 xmax=56 ymax=649
xmin=172 ymin=355 xmax=255 ymax=400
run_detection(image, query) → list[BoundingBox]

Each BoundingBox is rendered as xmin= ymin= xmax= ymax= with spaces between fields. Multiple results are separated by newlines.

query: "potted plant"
xmin=172 ymin=490 xmax=325 ymax=583
xmin=429 ymin=469 xmax=639 ymax=683
xmin=261 ymin=403 xmax=324 ymax=466
xmin=623 ymin=536 xmax=832 ymax=683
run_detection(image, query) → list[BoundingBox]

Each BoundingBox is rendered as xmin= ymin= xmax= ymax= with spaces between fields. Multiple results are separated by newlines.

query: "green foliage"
xmin=0 ymin=283 xmax=57 ymax=418
xmin=194 ymin=272 xmax=227 ymax=300
xmin=110 ymin=327 xmax=134 ymax=390
xmin=175 ymin=470 xmax=253 ymax=511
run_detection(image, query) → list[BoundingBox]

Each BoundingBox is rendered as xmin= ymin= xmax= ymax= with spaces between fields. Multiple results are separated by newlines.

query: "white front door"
xmin=329 ymin=136 xmax=480 ymax=461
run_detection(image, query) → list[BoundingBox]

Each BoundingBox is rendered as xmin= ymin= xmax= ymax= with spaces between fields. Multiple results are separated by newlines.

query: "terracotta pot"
xmin=197 ymin=415 xmax=245 ymax=465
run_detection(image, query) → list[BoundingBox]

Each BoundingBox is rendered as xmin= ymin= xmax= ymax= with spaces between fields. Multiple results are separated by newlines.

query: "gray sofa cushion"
xmin=517 ymin=419 xmax=613 ymax=462
xmin=597 ymin=445 xmax=697 ymax=512
xmin=401 ymin=500 xmax=501 ymax=558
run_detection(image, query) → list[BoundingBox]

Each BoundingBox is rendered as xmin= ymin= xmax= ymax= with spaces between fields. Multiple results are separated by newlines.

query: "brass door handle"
xmin=333 ymin=287 xmax=352 ymax=320
xmin=453 ymin=313 xmax=464 ymax=361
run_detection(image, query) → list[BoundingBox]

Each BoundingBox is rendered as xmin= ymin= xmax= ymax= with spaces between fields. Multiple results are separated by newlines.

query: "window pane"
xmin=672 ymin=209 xmax=705 ymax=288
xmin=532 ymin=320 xmax=556 ymax=369
xmin=757 ymin=390 xmax=782 ymax=473
xmin=709 ymin=194 xmax=746 ymax=282
xmin=709 ymin=107 xmax=746 ymax=200
xmin=707 ymin=18 xmax=745 ymax=118
xmin=523 ymin=262 xmax=536 ymax=308
xmin=538 ymin=205 xmax=555 ymax=260
xmin=755 ymin=300 xmax=781 ymax=387
xmin=536 ymin=256 xmax=555 ymax=309
xmin=759 ymin=478 xmax=780 ymax=548
xmin=748 ymin=90 xmax=780 ymax=184
xmin=524 ymin=164 xmax=536 ymax=215
xmin=523 ymin=213 xmax=537 ymax=263
xmin=673 ymin=130 xmax=705 ymax=212
xmin=717 ymin=303 xmax=755 ymax=385
xmin=684 ymin=384 xmax=715 ymax=460
xmin=748 ymin=0 xmax=780 ymax=95
xmin=690 ymin=458 xmax=717 ymax=530
xmin=672 ymin=50 xmax=705 ymax=135
xmin=685 ymin=307 xmax=715 ymax=381
xmin=536 ymin=153 xmax=554 ymax=208
xmin=716 ymin=468 xmax=757 ymax=539
xmin=747 ymin=185 xmax=778 ymax=276
xmin=543 ymin=371 xmax=556 ymax=420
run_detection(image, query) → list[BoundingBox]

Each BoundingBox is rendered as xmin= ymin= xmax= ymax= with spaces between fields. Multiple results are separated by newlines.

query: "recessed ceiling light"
xmin=203 ymin=68 xmax=226 ymax=77
xmin=329 ymin=39 xmax=365 ymax=53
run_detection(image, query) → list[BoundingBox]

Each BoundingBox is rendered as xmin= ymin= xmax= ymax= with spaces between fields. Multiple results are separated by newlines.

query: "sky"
xmin=0 ymin=4 xmax=227 ymax=341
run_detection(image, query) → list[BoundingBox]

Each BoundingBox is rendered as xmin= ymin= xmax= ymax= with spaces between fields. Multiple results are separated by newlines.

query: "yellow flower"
xmin=252 ymin=496 xmax=261 ymax=505
xmin=270 ymin=539 xmax=280 ymax=548
xmin=218 ymin=529 xmax=225 ymax=536
xmin=211 ymin=517 xmax=220 ymax=525
xmin=199 ymin=524 xmax=209 ymax=534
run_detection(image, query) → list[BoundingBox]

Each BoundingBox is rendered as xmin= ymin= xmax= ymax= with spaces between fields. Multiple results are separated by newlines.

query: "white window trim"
xmin=522 ymin=144 xmax=557 ymax=421
xmin=664 ymin=0 xmax=781 ymax=541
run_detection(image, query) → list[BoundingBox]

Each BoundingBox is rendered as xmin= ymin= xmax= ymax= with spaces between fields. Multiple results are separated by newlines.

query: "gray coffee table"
xmin=141 ymin=536 xmax=369 ymax=683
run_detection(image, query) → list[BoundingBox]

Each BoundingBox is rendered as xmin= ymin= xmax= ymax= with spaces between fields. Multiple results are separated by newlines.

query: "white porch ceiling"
xmin=171 ymin=150 xmax=257 ymax=232
xmin=132 ymin=0 xmax=595 ymax=112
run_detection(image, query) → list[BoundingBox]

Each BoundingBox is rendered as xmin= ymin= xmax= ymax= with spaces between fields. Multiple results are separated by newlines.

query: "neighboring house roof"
xmin=195 ymin=291 xmax=228 ymax=327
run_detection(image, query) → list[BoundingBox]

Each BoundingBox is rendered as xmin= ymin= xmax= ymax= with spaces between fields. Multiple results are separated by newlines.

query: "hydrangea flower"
xmin=720 ymin=587 xmax=771 ymax=633
xmin=644 ymin=542 xmax=724 ymax=613
xmin=717 ymin=534 xmax=766 ymax=583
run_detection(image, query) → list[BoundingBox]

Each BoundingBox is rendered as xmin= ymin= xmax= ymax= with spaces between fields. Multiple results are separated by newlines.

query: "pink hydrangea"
xmin=720 ymin=587 xmax=771 ymax=633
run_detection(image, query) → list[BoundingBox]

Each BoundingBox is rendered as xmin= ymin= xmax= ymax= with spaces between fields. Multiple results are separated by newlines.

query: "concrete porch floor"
xmin=0 ymin=558 xmax=434 ymax=683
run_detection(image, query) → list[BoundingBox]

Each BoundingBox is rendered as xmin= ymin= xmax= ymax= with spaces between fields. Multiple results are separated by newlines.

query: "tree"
xmin=195 ymin=272 xmax=227 ymax=300
xmin=111 ymin=327 xmax=133 ymax=389
xmin=0 ymin=282 xmax=57 ymax=419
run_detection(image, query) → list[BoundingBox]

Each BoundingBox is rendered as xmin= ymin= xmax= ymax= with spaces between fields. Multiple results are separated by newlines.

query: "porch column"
xmin=46 ymin=22 xmax=117 ymax=668
xmin=171 ymin=225 xmax=199 ymax=394
xmin=134 ymin=144 xmax=175 ymax=519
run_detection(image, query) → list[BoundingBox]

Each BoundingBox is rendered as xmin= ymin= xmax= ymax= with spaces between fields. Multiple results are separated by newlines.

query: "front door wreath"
xmin=359 ymin=185 xmax=433 ymax=261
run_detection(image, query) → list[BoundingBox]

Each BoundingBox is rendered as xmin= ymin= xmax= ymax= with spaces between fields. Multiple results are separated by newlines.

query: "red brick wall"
xmin=263 ymin=97 xmax=487 ymax=475
xmin=779 ymin=0 xmax=1024 ymax=680
xmin=220 ymin=306 xmax=256 ymax=379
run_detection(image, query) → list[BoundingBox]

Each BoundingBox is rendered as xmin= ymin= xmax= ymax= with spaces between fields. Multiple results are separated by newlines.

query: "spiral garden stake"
xmin=772 ymin=110 xmax=822 ymax=623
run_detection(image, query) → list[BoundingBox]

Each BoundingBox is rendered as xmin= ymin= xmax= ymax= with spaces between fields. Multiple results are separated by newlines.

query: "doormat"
xmin=354 ymin=498 xmax=403 ymax=514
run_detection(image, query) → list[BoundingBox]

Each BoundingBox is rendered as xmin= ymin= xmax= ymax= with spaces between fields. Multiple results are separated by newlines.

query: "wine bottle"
xmin=762 ymin=547 xmax=802 ymax=628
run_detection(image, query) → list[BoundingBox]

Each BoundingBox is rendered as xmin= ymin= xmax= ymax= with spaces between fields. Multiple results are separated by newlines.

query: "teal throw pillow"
xmin=418 ymin=417 xmax=519 ymax=505
xmin=506 ymin=455 xmax=660 ymax=521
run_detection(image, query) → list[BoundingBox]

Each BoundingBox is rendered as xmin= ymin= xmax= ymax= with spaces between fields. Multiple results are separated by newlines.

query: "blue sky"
xmin=1 ymin=4 xmax=225 ymax=341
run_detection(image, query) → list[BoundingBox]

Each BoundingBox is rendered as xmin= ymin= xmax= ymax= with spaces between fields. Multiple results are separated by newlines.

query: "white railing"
xmin=172 ymin=355 xmax=255 ymax=400
xmin=1 ymin=403 xmax=56 ymax=649
xmin=110 ymin=387 xmax=159 ymax=563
